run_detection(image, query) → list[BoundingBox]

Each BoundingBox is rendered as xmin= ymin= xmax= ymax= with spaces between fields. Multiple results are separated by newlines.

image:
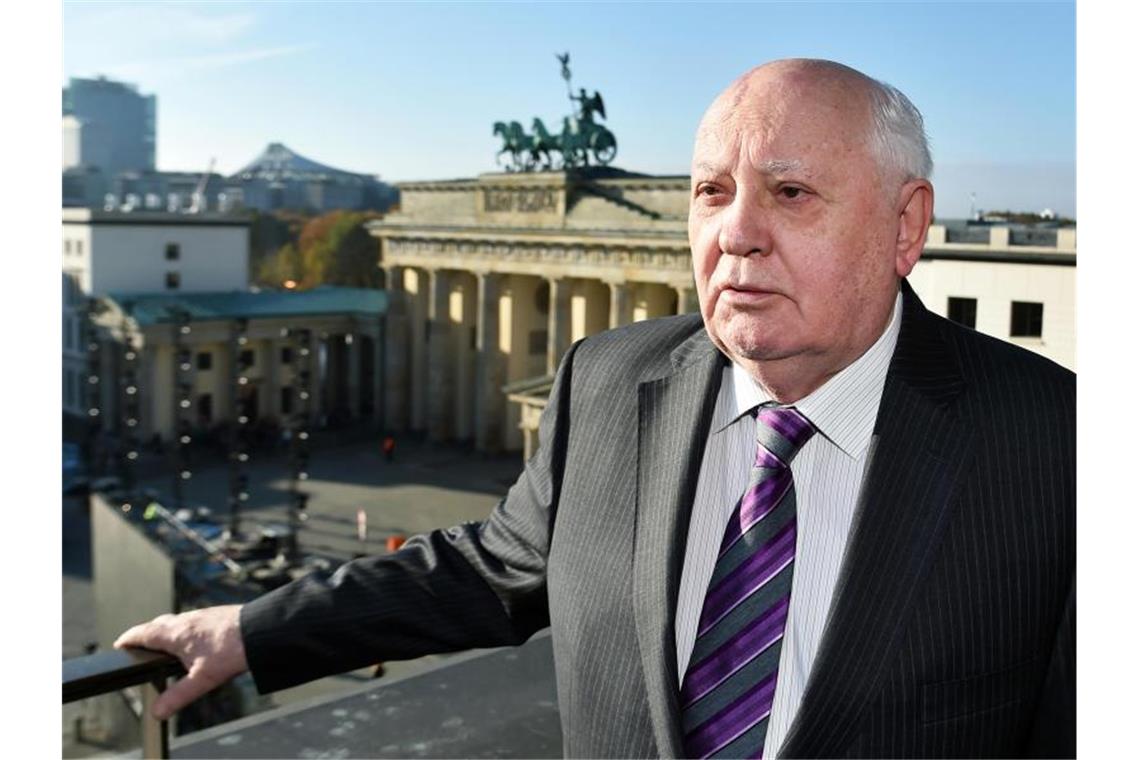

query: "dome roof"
xmin=231 ymin=142 xmax=367 ymax=183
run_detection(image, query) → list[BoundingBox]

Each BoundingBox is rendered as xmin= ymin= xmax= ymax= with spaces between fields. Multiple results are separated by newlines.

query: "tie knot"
xmin=754 ymin=406 xmax=815 ymax=467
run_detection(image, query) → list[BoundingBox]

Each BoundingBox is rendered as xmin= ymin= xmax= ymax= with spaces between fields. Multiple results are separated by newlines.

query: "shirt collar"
xmin=715 ymin=290 xmax=903 ymax=460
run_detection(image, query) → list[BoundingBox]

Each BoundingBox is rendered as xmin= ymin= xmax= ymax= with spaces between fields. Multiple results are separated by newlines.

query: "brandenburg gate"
xmin=369 ymin=169 xmax=695 ymax=454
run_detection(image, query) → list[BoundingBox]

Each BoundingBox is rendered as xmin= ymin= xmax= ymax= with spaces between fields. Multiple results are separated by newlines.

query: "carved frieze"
xmin=384 ymin=236 xmax=691 ymax=279
xmin=482 ymin=187 xmax=558 ymax=214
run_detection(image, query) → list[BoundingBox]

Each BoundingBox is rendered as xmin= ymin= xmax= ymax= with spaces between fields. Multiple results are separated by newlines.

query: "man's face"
xmin=689 ymin=64 xmax=908 ymax=389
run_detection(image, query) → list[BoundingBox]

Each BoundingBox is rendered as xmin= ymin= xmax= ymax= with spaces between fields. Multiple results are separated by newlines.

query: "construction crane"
xmin=188 ymin=157 xmax=216 ymax=214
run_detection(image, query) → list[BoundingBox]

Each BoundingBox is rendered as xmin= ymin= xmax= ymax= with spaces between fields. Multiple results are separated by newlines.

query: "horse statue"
xmin=492 ymin=56 xmax=618 ymax=170
xmin=530 ymin=118 xmax=561 ymax=170
xmin=493 ymin=120 xmax=531 ymax=171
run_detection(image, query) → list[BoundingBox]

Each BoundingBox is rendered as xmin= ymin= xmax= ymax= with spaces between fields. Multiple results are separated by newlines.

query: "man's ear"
xmin=895 ymin=179 xmax=934 ymax=278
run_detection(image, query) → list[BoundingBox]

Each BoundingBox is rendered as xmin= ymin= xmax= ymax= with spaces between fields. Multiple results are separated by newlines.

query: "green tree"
xmin=326 ymin=212 xmax=383 ymax=288
xmin=250 ymin=210 xmax=382 ymax=289
xmin=256 ymin=242 xmax=303 ymax=287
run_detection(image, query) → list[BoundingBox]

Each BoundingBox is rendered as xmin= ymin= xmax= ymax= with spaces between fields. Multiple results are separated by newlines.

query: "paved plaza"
xmin=62 ymin=437 xmax=527 ymax=756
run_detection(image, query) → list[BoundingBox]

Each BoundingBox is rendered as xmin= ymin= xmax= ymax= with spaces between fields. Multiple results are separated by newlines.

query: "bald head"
xmin=697 ymin=59 xmax=931 ymax=186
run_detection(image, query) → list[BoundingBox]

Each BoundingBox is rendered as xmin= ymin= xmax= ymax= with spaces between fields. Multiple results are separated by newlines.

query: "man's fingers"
xmin=111 ymin=606 xmax=248 ymax=719
xmin=114 ymin=614 xmax=175 ymax=650
xmin=150 ymin=664 xmax=218 ymax=721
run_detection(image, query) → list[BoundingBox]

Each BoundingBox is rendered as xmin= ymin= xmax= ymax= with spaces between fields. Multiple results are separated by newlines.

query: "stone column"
xmin=346 ymin=332 xmax=362 ymax=421
xmin=675 ymin=285 xmax=700 ymax=315
xmin=408 ymin=269 xmax=428 ymax=432
xmin=382 ymin=266 xmax=409 ymax=432
xmin=547 ymin=277 xmax=571 ymax=375
xmin=608 ymin=281 xmax=630 ymax=329
xmin=427 ymin=269 xmax=453 ymax=441
xmin=474 ymin=272 xmax=504 ymax=453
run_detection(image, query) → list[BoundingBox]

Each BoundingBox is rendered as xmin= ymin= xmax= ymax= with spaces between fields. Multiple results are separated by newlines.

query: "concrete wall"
xmin=394 ymin=186 xmax=479 ymax=224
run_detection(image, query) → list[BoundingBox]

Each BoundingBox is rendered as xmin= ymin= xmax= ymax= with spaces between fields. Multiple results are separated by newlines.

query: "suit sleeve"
xmin=238 ymin=341 xmax=579 ymax=694
xmin=1025 ymin=573 xmax=1076 ymax=758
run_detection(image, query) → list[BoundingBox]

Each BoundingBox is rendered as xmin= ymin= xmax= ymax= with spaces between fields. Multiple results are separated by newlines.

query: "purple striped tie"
xmin=681 ymin=406 xmax=815 ymax=759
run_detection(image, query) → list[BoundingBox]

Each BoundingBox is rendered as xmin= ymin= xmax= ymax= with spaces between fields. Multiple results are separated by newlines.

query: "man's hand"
xmin=113 ymin=604 xmax=248 ymax=720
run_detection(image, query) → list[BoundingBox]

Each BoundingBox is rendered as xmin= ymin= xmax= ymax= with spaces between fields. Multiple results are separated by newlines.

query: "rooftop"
xmin=103 ymin=287 xmax=389 ymax=327
xmin=232 ymin=142 xmax=374 ymax=184
xmin=62 ymin=208 xmax=249 ymax=227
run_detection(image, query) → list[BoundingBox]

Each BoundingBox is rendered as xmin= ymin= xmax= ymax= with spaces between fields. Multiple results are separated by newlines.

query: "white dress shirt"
xmin=675 ymin=291 xmax=903 ymax=758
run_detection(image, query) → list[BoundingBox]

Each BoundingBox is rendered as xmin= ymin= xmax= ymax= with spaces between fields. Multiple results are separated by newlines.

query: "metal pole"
xmin=140 ymin=679 xmax=170 ymax=759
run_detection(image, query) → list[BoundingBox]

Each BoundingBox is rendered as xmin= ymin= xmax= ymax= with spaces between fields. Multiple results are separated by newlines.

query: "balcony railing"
xmin=63 ymin=647 xmax=185 ymax=758
xmin=63 ymin=631 xmax=561 ymax=759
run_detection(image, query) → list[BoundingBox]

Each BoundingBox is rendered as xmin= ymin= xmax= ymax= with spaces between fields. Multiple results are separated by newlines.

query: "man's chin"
xmin=708 ymin=324 xmax=801 ymax=364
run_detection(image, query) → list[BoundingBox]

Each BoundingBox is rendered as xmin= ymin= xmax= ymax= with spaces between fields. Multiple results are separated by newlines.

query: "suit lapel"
xmin=633 ymin=329 xmax=724 ymax=758
xmin=777 ymin=282 xmax=974 ymax=758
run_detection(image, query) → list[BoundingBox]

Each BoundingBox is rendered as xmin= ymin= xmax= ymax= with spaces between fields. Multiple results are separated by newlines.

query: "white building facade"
xmin=910 ymin=224 xmax=1076 ymax=371
xmin=62 ymin=209 xmax=250 ymax=418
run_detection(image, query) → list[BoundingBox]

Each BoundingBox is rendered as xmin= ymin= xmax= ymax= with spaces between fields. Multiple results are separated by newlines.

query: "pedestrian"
xmin=381 ymin=434 xmax=396 ymax=462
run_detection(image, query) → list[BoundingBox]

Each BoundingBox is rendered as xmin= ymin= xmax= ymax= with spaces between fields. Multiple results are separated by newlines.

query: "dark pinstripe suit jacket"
xmin=242 ymin=281 xmax=1075 ymax=758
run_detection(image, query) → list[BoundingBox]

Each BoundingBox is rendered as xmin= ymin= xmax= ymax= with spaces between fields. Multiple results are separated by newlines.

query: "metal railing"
xmin=63 ymin=647 xmax=186 ymax=759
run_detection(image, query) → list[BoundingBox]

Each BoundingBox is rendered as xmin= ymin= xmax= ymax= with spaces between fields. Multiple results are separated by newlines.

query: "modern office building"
xmin=62 ymin=76 xmax=156 ymax=176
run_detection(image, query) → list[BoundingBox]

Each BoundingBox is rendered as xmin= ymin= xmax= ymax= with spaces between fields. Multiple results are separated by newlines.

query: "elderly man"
xmin=118 ymin=59 xmax=1074 ymax=758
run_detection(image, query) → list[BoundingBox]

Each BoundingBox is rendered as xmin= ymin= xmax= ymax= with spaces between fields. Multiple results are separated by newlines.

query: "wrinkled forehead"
xmin=692 ymin=66 xmax=874 ymax=169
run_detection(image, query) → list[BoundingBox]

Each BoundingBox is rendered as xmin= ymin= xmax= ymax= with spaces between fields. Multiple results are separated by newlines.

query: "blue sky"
xmin=63 ymin=1 xmax=1075 ymax=218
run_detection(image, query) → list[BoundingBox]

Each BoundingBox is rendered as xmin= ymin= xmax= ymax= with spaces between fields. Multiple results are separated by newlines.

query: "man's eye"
xmin=780 ymin=186 xmax=806 ymax=200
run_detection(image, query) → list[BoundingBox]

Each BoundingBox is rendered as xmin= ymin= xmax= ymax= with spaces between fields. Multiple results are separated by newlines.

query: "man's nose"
xmin=717 ymin=194 xmax=772 ymax=257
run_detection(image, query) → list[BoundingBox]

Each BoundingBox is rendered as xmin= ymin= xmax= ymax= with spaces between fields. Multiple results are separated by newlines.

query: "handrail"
xmin=63 ymin=647 xmax=185 ymax=704
xmin=64 ymin=647 xmax=186 ymax=759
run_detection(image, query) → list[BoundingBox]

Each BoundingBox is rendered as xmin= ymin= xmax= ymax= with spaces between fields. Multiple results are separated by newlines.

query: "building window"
xmin=197 ymin=352 xmax=212 ymax=371
xmin=76 ymin=240 xmax=83 ymax=256
xmin=64 ymin=370 xmax=74 ymax=408
xmin=1010 ymin=301 xmax=1044 ymax=338
xmin=528 ymin=329 xmax=548 ymax=356
xmin=947 ymin=297 xmax=977 ymax=329
xmin=165 ymin=243 xmax=180 ymax=260
xmin=65 ymin=240 xmax=72 ymax=255
xmin=280 ymin=346 xmax=293 ymax=365
xmin=63 ymin=271 xmax=83 ymax=306
xmin=240 ymin=349 xmax=255 ymax=369
xmin=281 ymin=387 xmax=294 ymax=415
xmin=197 ymin=394 xmax=213 ymax=425
xmin=166 ymin=272 xmax=180 ymax=290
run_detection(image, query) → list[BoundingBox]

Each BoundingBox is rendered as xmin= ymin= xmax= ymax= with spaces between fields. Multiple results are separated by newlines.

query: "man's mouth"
xmin=719 ymin=284 xmax=782 ymax=304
